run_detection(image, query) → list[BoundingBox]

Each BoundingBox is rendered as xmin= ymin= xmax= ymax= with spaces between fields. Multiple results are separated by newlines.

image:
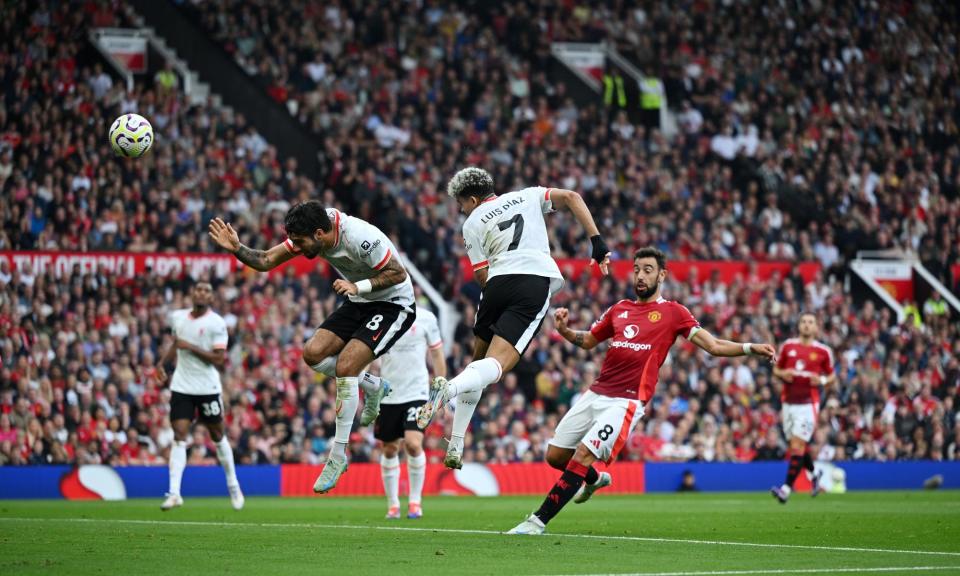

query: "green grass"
xmin=2 ymin=492 xmax=959 ymax=575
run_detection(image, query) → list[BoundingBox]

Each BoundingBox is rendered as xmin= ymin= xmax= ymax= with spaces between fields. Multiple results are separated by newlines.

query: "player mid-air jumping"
xmin=209 ymin=202 xmax=415 ymax=494
xmin=416 ymin=167 xmax=610 ymax=470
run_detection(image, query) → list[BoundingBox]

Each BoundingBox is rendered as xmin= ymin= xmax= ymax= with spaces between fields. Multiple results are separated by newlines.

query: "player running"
xmin=508 ymin=247 xmax=776 ymax=534
xmin=376 ymin=307 xmax=445 ymax=519
xmin=157 ymin=282 xmax=243 ymax=511
xmin=770 ymin=313 xmax=835 ymax=503
xmin=416 ymin=167 xmax=610 ymax=470
xmin=208 ymin=201 xmax=415 ymax=494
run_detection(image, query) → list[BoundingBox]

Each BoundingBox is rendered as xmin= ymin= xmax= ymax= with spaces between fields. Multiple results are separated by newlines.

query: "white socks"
xmin=449 ymin=388 xmax=483 ymax=453
xmin=310 ymin=355 xmax=381 ymax=395
xmin=441 ymin=358 xmax=502 ymax=454
xmin=330 ymin=377 xmax=359 ymax=460
xmin=168 ymin=440 xmax=187 ymax=496
xmin=381 ymin=452 xmax=426 ymax=507
xmin=407 ymin=452 xmax=426 ymax=504
xmin=310 ymin=356 xmax=338 ymax=378
xmin=380 ymin=455 xmax=400 ymax=508
xmin=359 ymin=372 xmax=382 ymax=395
xmin=446 ymin=358 xmax=502 ymax=399
xmin=216 ymin=436 xmax=239 ymax=489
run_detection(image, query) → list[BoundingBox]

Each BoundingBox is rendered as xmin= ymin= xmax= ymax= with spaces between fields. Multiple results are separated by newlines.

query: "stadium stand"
xmin=0 ymin=1 xmax=958 ymax=469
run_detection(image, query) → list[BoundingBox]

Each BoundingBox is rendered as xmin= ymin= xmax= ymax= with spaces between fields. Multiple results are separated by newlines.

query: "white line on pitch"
xmin=546 ymin=568 xmax=960 ymax=576
xmin=3 ymin=517 xmax=960 ymax=559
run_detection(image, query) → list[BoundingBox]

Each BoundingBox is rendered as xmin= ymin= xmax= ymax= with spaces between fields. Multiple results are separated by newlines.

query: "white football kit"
xmin=168 ymin=308 xmax=229 ymax=396
xmin=462 ymin=186 xmax=564 ymax=286
xmin=462 ymin=187 xmax=565 ymax=353
xmin=379 ymin=308 xmax=443 ymax=405
xmin=284 ymin=208 xmax=415 ymax=309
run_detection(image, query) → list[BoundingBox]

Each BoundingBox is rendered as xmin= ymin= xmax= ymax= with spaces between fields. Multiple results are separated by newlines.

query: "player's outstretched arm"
xmin=690 ymin=329 xmax=776 ymax=362
xmin=548 ymin=189 xmax=610 ymax=275
xmin=208 ymin=217 xmax=295 ymax=272
xmin=554 ymin=307 xmax=601 ymax=350
xmin=333 ymin=255 xmax=408 ymax=296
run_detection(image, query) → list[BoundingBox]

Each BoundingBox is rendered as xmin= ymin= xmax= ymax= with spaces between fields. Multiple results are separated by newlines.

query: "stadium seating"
xmin=0 ymin=1 xmax=958 ymax=469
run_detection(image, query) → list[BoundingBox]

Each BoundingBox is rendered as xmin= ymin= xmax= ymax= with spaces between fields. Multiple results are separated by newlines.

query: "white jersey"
xmin=462 ymin=186 xmax=563 ymax=282
xmin=284 ymin=209 xmax=414 ymax=309
xmin=168 ymin=308 xmax=228 ymax=396
xmin=379 ymin=308 xmax=443 ymax=404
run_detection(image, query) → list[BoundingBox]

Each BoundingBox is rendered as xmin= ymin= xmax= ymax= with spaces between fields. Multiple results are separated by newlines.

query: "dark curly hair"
xmin=284 ymin=201 xmax=332 ymax=236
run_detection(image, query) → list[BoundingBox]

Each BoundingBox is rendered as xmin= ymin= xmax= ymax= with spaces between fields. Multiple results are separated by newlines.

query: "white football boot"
xmin=416 ymin=377 xmax=448 ymax=429
xmin=506 ymin=514 xmax=546 ymax=535
xmin=229 ymin=485 xmax=245 ymax=510
xmin=360 ymin=380 xmax=392 ymax=426
xmin=573 ymin=471 xmax=612 ymax=504
xmin=313 ymin=455 xmax=349 ymax=494
xmin=160 ymin=493 xmax=183 ymax=511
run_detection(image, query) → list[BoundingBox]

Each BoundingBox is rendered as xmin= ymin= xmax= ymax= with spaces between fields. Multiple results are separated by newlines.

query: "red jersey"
xmin=589 ymin=298 xmax=700 ymax=401
xmin=776 ymin=338 xmax=834 ymax=404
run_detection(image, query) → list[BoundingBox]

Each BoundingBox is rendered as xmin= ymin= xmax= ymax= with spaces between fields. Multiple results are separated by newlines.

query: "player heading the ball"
xmin=209 ymin=202 xmax=415 ymax=494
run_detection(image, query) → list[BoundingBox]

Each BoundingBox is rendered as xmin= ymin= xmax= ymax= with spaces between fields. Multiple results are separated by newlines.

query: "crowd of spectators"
xmin=0 ymin=1 xmax=958 ymax=470
xmin=183 ymin=0 xmax=960 ymax=294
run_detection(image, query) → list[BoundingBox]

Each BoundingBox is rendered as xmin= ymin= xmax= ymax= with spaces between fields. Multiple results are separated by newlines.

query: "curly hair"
xmin=283 ymin=201 xmax=332 ymax=236
xmin=447 ymin=167 xmax=495 ymax=200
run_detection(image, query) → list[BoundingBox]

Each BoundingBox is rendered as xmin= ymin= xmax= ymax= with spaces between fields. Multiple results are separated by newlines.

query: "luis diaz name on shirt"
xmin=479 ymin=196 xmax=525 ymax=225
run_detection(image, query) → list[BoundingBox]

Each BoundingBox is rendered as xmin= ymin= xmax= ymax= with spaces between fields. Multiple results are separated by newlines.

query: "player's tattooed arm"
xmin=554 ymin=308 xmax=600 ymax=350
xmin=370 ymin=256 xmax=408 ymax=290
xmin=337 ymin=255 xmax=410 ymax=296
xmin=234 ymin=245 xmax=270 ymax=271
xmin=209 ymin=218 xmax=294 ymax=271
xmin=233 ymin=243 xmax=295 ymax=272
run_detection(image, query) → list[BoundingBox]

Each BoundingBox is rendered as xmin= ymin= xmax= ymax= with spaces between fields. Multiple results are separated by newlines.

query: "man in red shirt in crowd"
xmin=771 ymin=313 xmax=836 ymax=503
xmin=508 ymin=247 xmax=776 ymax=534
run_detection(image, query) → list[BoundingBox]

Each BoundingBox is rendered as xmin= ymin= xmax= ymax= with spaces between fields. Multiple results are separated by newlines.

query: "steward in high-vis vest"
xmin=639 ymin=74 xmax=663 ymax=130
xmin=603 ymin=72 xmax=626 ymax=108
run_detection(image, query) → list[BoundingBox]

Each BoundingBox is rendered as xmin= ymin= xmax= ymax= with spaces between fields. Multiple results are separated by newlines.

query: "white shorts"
xmin=782 ymin=402 xmax=818 ymax=442
xmin=549 ymin=390 xmax=644 ymax=463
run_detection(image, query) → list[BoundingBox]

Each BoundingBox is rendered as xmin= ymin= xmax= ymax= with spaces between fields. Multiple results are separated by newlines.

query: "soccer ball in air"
xmin=109 ymin=113 xmax=154 ymax=158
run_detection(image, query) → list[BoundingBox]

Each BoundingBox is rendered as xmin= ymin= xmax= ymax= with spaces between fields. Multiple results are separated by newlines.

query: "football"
xmin=108 ymin=113 xmax=154 ymax=158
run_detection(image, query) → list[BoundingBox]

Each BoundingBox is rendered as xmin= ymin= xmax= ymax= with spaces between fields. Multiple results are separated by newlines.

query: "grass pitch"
xmin=2 ymin=492 xmax=959 ymax=575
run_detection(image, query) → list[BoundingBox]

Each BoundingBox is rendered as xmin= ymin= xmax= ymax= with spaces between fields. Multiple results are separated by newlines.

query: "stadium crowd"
xmin=0 ymin=0 xmax=959 ymax=469
xmin=182 ymin=0 xmax=960 ymax=294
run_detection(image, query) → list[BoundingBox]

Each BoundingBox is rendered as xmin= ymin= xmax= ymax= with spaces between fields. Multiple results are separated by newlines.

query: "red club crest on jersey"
xmin=810 ymin=352 xmax=818 ymax=360
xmin=648 ymin=311 xmax=661 ymax=323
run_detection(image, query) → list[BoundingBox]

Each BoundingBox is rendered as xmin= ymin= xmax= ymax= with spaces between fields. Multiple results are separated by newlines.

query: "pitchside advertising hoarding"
xmin=0 ymin=251 xmax=819 ymax=285
xmin=1 ymin=462 xmax=957 ymax=500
